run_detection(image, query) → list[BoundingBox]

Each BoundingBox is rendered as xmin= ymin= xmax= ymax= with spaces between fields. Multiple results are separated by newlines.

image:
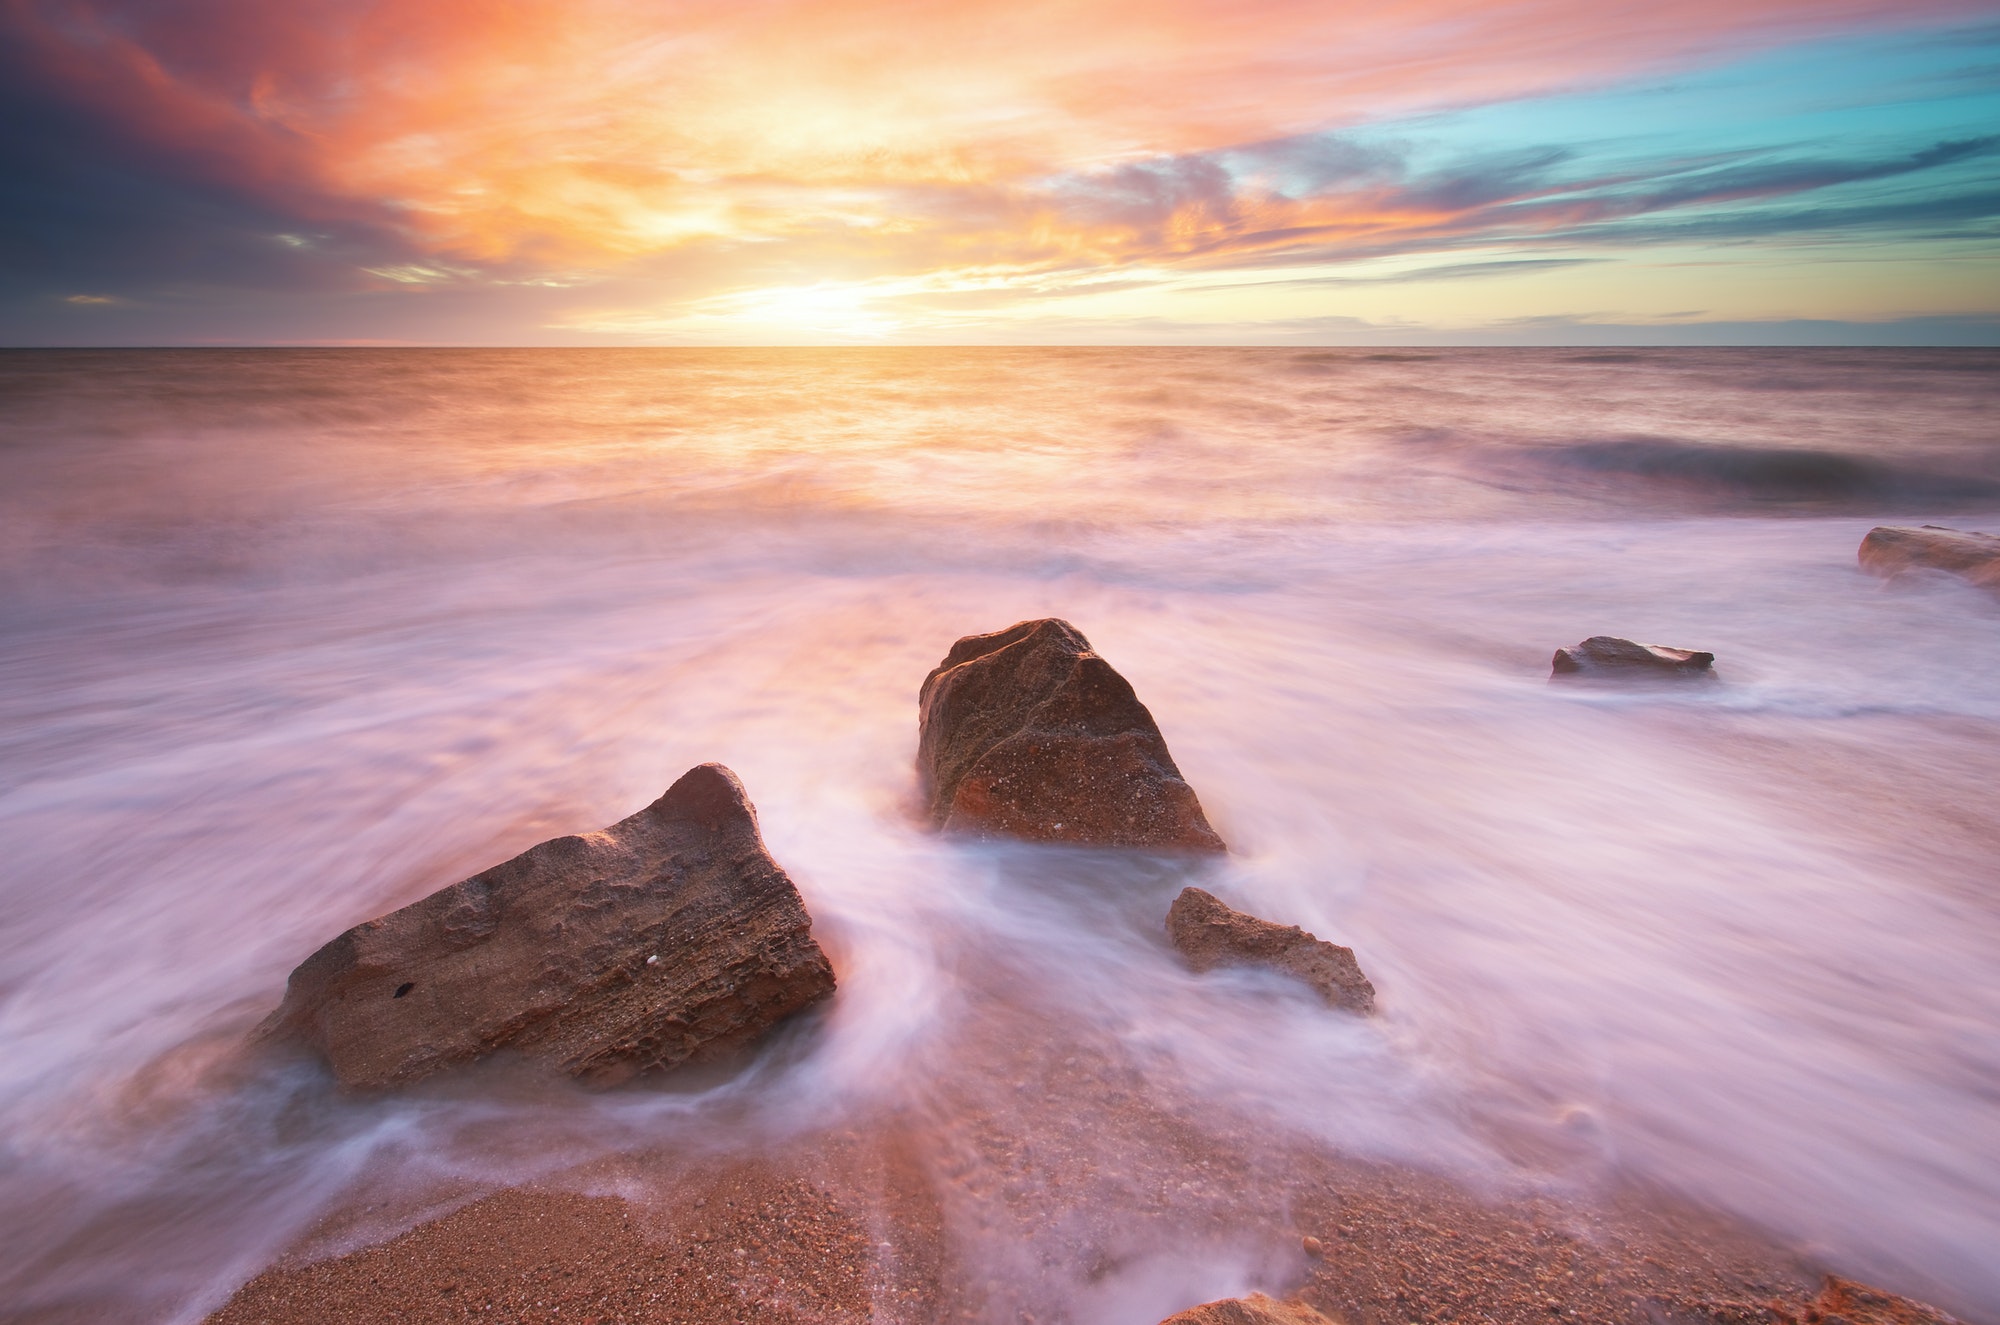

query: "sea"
xmin=1 ymin=347 xmax=1997 ymax=1324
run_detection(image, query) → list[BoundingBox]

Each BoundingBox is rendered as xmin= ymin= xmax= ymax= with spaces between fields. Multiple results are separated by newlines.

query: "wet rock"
xmin=1651 ymin=1277 xmax=1962 ymax=1325
xmin=260 ymin=764 xmax=836 ymax=1089
xmin=1159 ymin=1294 xmax=1338 ymax=1325
xmin=1167 ymin=886 xmax=1374 ymax=1013
xmin=1858 ymin=524 xmax=2000 ymax=591
xmin=1806 ymin=1276 xmax=1963 ymax=1325
xmin=1551 ymin=636 xmax=1715 ymax=679
xmin=916 ymin=618 xmax=1224 ymax=852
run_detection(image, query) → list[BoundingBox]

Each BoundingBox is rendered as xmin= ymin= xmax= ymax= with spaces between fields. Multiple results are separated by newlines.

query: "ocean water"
xmin=1 ymin=347 xmax=1998 ymax=1324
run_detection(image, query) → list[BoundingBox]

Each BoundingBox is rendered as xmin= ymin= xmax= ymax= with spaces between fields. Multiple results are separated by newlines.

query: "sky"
xmin=1 ymin=0 xmax=1997 ymax=345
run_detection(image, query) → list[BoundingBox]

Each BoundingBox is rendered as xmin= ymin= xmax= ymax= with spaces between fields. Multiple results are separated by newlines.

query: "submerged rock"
xmin=1551 ymin=636 xmax=1715 ymax=679
xmin=1805 ymin=1277 xmax=1963 ymax=1325
xmin=1664 ymin=1276 xmax=1965 ymax=1325
xmin=1159 ymin=1294 xmax=1338 ymax=1325
xmin=1167 ymin=886 xmax=1374 ymax=1013
xmin=916 ymin=618 xmax=1224 ymax=852
xmin=1858 ymin=524 xmax=2000 ymax=591
xmin=260 ymin=764 xmax=836 ymax=1089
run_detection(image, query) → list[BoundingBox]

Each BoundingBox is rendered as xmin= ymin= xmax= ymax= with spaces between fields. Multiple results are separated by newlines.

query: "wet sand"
xmin=203 ymin=1124 xmax=1826 ymax=1325
xmin=195 ymin=1029 xmax=1849 ymax=1325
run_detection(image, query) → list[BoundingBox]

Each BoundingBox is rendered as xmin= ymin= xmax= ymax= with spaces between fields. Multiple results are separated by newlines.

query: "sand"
xmin=205 ymin=1115 xmax=1834 ymax=1325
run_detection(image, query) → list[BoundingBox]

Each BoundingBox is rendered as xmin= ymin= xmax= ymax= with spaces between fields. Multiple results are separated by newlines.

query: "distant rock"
xmin=916 ymin=618 xmax=1225 ymax=852
xmin=1167 ymin=886 xmax=1374 ymax=1013
xmin=1551 ymin=636 xmax=1715 ymax=679
xmin=1858 ymin=525 xmax=2000 ymax=592
xmin=260 ymin=764 xmax=836 ymax=1089
xmin=1159 ymin=1294 xmax=1338 ymax=1325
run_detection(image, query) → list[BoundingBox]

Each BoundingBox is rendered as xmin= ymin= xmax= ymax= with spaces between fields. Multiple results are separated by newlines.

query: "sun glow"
xmin=726 ymin=283 xmax=901 ymax=339
xmin=10 ymin=0 xmax=1993 ymax=342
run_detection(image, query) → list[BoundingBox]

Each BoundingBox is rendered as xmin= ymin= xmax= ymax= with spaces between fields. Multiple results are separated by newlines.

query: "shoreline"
xmin=202 ymin=1108 xmax=1863 ymax=1325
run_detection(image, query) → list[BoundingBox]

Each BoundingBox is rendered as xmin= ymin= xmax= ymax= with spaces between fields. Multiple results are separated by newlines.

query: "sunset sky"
xmin=2 ymin=0 xmax=1997 ymax=344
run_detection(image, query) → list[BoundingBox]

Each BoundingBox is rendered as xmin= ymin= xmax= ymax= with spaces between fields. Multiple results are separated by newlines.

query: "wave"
xmin=1514 ymin=435 xmax=2000 ymax=507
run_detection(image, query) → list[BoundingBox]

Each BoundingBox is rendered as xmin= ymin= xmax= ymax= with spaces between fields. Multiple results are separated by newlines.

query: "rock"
xmin=1858 ymin=525 xmax=2000 ymax=591
xmin=259 ymin=764 xmax=836 ymax=1089
xmin=1551 ymin=636 xmax=1715 ymax=679
xmin=916 ymin=618 xmax=1224 ymax=852
xmin=1159 ymin=1294 xmax=1338 ymax=1325
xmin=1661 ymin=1276 xmax=1963 ymax=1325
xmin=1807 ymin=1276 xmax=1963 ymax=1325
xmin=1167 ymin=886 xmax=1374 ymax=1013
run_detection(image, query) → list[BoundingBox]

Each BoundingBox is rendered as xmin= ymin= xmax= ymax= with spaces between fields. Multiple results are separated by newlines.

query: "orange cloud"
xmin=9 ymin=0 xmax=1986 ymax=270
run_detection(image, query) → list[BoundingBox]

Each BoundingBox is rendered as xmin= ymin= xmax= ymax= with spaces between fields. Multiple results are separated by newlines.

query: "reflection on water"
xmin=1 ymin=348 xmax=1998 ymax=1323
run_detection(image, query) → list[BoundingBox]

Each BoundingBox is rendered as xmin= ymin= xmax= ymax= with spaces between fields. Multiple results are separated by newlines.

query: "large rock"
xmin=1858 ymin=525 xmax=2000 ymax=591
xmin=260 ymin=764 xmax=836 ymax=1089
xmin=1159 ymin=1294 xmax=1338 ymax=1325
xmin=1551 ymin=636 xmax=1715 ymax=679
xmin=1167 ymin=886 xmax=1374 ymax=1013
xmin=916 ymin=618 xmax=1225 ymax=852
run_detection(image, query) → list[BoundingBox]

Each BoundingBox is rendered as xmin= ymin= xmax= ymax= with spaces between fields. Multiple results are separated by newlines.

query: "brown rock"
xmin=1551 ymin=636 xmax=1715 ymax=679
xmin=1858 ymin=525 xmax=2000 ymax=591
xmin=1160 ymin=1293 xmax=1339 ymax=1325
xmin=1808 ymin=1276 xmax=1963 ymax=1325
xmin=1167 ymin=886 xmax=1374 ymax=1013
xmin=259 ymin=763 xmax=835 ymax=1088
xmin=916 ymin=618 xmax=1224 ymax=851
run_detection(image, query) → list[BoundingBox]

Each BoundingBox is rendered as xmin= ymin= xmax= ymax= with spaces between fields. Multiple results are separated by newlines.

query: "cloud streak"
xmin=1 ymin=0 xmax=1996 ymax=340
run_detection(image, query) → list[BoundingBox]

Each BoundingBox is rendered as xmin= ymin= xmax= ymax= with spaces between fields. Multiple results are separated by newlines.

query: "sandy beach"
xmin=206 ymin=1108 xmax=1825 ymax=1325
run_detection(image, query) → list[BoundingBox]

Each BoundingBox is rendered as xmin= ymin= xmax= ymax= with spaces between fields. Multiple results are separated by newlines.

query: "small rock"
xmin=917 ymin=618 xmax=1224 ymax=851
xmin=259 ymin=763 xmax=836 ymax=1088
xmin=1858 ymin=525 xmax=2000 ymax=592
xmin=1301 ymin=1236 xmax=1325 ymax=1258
xmin=1551 ymin=636 xmax=1715 ymax=679
xmin=1809 ymin=1276 xmax=1963 ymax=1325
xmin=1159 ymin=1294 xmax=1337 ymax=1325
xmin=1167 ymin=886 xmax=1374 ymax=1013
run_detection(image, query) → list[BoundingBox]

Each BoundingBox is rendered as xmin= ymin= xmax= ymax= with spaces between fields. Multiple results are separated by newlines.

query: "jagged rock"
xmin=1858 ymin=525 xmax=2000 ymax=591
xmin=1159 ymin=1293 xmax=1339 ymax=1325
xmin=1551 ymin=636 xmax=1715 ymax=679
xmin=1167 ymin=886 xmax=1374 ymax=1013
xmin=916 ymin=618 xmax=1224 ymax=852
xmin=259 ymin=764 xmax=836 ymax=1089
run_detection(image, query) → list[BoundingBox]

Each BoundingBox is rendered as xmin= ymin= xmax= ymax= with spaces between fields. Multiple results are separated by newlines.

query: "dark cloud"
xmin=1498 ymin=135 xmax=2000 ymax=222
xmin=1050 ymin=154 xmax=1241 ymax=232
xmin=1512 ymin=184 xmax=2000 ymax=247
xmin=1030 ymin=128 xmax=2000 ymax=274
xmin=0 ymin=5 xmax=469 ymax=336
xmin=1195 ymin=258 xmax=1603 ymax=291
